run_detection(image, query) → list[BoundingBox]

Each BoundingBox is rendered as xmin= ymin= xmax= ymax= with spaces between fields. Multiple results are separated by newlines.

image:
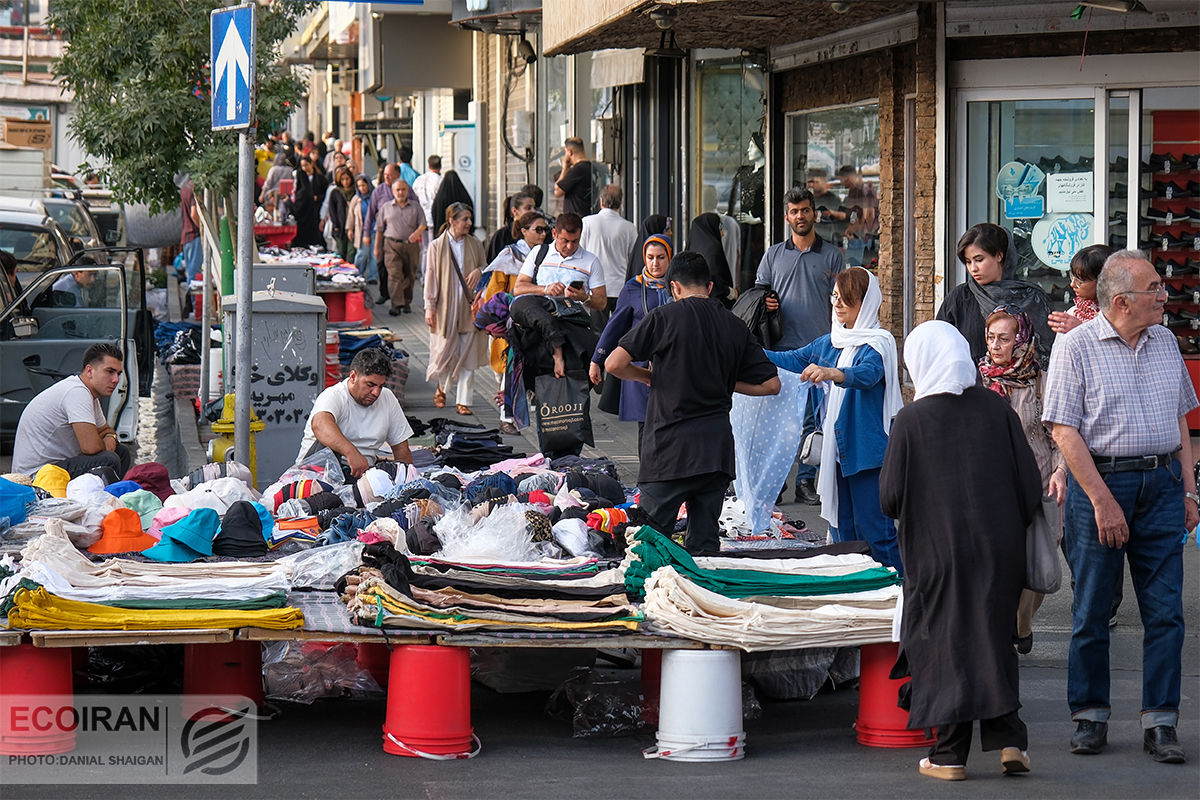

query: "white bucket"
xmin=643 ymin=650 xmax=744 ymax=762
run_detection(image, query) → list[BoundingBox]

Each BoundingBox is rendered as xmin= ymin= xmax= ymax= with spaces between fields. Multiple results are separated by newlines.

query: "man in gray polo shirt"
xmin=374 ymin=179 xmax=426 ymax=317
xmin=756 ymin=186 xmax=844 ymax=504
xmin=1044 ymin=250 xmax=1196 ymax=765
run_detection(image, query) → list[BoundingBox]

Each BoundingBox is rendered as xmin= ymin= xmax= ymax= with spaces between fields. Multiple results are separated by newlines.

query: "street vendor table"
xmin=254 ymin=224 xmax=297 ymax=248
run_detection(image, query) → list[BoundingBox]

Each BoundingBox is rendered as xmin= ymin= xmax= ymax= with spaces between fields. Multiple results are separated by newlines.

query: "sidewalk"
xmin=370 ymin=282 xmax=829 ymax=539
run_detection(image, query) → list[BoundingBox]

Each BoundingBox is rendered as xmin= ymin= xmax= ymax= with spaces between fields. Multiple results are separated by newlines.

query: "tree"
xmin=51 ymin=0 xmax=316 ymax=213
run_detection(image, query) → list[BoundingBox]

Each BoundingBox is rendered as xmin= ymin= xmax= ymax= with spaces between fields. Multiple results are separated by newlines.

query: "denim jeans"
xmin=182 ymin=236 xmax=203 ymax=281
xmin=831 ymin=464 xmax=902 ymax=576
xmin=1065 ymin=464 xmax=1185 ymax=728
xmin=355 ymin=238 xmax=378 ymax=283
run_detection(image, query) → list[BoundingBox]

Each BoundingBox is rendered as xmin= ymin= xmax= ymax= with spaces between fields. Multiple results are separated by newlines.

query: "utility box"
xmin=252 ymin=262 xmax=315 ymax=295
xmin=221 ymin=291 xmax=327 ymax=486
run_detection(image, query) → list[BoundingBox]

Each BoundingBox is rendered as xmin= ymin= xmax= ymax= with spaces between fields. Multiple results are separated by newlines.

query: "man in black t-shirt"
xmin=606 ymin=252 xmax=780 ymax=553
xmin=554 ymin=136 xmax=593 ymax=217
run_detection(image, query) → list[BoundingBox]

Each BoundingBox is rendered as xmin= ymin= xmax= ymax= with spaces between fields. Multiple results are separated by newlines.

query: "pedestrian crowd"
xmin=8 ymin=131 xmax=1194 ymax=780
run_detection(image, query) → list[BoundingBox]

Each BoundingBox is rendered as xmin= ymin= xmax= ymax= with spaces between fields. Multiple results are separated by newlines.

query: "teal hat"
xmin=145 ymin=507 xmax=219 ymax=562
xmin=121 ymin=489 xmax=163 ymax=530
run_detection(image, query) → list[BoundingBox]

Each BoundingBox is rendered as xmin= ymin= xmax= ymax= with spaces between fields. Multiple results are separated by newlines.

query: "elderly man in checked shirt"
xmin=1042 ymin=250 xmax=1197 ymax=765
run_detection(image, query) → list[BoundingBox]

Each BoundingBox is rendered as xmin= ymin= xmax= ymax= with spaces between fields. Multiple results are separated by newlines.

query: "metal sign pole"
xmin=211 ymin=2 xmax=256 ymax=470
xmin=233 ymin=129 xmax=254 ymax=467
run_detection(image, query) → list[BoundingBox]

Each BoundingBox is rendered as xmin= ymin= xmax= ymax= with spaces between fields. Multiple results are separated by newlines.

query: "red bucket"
xmin=325 ymin=331 xmax=340 ymax=388
xmin=382 ymin=646 xmax=477 ymax=759
xmin=640 ymin=649 xmax=662 ymax=726
xmin=0 ymin=644 xmax=76 ymax=755
xmin=356 ymin=643 xmax=390 ymax=688
xmin=324 ymin=292 xmax=346 ymax=322
xmin=855 ymin=642 xmax=935 ymax=748
xmin=182 ymin=641 xmax=264 ymax=718
xmin=344 ymin=291 xmax=369 ymax=326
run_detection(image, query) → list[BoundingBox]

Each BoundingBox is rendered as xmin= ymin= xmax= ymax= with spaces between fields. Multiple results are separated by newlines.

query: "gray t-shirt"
xmin=755 ymin=235 xmax=845 ymax=350
xmin=12 ymin=375 xmax=105 ymax=474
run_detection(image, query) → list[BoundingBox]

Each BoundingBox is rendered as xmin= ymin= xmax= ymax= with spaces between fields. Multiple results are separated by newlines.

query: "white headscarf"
xmin=904 ymin=320 xmax=978 ymax=400
xmin=816 ymin=269 xmax=903 ymax=529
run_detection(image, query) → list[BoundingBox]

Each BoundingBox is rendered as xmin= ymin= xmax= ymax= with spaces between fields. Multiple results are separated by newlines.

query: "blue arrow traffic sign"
xmin=210 ymin=3 xmax=256 ymax=131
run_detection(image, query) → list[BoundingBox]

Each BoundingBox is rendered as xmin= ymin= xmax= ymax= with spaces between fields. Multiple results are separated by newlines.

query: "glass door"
xmin=960 ymin=95 xmax=1096 ymax=309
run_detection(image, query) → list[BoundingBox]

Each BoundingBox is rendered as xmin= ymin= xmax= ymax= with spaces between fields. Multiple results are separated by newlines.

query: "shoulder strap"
xmin=531 ymin=242 xmax=551 ymax=283
xmin=446 ymin=241 xmax=474 ymax=300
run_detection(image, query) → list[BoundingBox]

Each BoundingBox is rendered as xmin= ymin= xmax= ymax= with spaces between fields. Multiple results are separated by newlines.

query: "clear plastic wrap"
xmin=433 ymin=504 xmax=545 ymax=562
xmin=262 ymin=642 xmax=383 ymax=704
xmin=276 ymin=541 xmax=364 ymax=590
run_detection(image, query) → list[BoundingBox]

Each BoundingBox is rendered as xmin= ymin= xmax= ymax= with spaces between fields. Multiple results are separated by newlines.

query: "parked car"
xmin=0 ymin=218 xmax=154 ymax=447
xmin=0 ymin=193 xmax=109 ymax=253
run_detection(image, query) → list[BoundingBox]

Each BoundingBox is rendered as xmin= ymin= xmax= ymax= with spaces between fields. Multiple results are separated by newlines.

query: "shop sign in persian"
xmin=1004 ymin=195 xmax=1045 ymax=220
xmin=1031 ymin=213 xmax=1093 ymax=271
xmin=1047 ymin=172 xmax=1093 ymax=213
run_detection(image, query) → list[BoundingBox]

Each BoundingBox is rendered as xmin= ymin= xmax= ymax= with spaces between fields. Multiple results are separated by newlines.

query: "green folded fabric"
xmin=624 ymin=526 xmax=901 ymax=599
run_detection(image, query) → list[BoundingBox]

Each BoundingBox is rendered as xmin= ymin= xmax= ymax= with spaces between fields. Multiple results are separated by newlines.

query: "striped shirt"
xmin=1042 ymin=313 xmax=1197 ymax=457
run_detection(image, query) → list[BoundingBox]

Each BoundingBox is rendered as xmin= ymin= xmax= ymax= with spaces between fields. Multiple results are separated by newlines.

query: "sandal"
xmin=433 ymin=387 xmax=446 ymax=408
xmin=455 ymin=404 xmax=474 ymax=416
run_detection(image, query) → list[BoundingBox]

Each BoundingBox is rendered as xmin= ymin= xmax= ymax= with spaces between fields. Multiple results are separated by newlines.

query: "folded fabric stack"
xmin=623 ymin=526 xmax=901 ymax=651
xmin=345 ymin=542 xmax=640 ymax=633
xmin=0 ymin=528 xmax=305 ymax=631
xmin=430 ymin=418 xmax=523 ymax=471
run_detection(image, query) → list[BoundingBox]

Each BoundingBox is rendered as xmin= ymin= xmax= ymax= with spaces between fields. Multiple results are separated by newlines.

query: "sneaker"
xmin=1145 ymin=207 xmax=1191 ymax=226
xmin=918 ymin=758 xmax=966 ymax=781
xmin=1165 ymin=285 xmax=1194 ymax=303
xmin=1152 ymin=180 xmax=1189 ymax=199
xmin=1001 ymin=747 xmax=1031 ymax=775
xmin=1070 ymin=720 xmax=1108 ymax=755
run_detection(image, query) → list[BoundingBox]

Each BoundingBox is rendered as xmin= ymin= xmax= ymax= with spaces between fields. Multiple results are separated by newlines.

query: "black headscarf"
xmin=965 ymin=229 xmax=1056 ymax=366
xmin=686 ymin=213 xmax=734 ymax=306
xmin=431 ymin=171 xmax=474 ymax=234
xmin=625 ymin=214 xmax=670 ymax=282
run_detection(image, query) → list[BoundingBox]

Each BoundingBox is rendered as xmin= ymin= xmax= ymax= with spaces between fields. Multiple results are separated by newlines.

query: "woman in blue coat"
xmin=766 ymin=267 xmax=904 ymax=573
xmin=590 ymin=235 xmax=672 ymax=446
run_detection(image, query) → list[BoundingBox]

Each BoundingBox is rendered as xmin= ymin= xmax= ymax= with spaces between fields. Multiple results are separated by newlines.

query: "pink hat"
xmin=146 ymin=505 xmax=189 ymax=541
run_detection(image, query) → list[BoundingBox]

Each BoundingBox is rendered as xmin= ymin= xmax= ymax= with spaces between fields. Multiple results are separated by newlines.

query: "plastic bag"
xmin=276 ymin=541 xmax=363 ymax=590
xmin=262 ymin=641 xmax=383 ymax=704
xmin=742 ymin=648 xmax=845 ymax=701
xmin=287 ymin=448 xmax=346 ymax=487
xmin=545 ymin=666 xmax=647 ymax=738
xmin=433 ymin=504 xmax=543 ymax=562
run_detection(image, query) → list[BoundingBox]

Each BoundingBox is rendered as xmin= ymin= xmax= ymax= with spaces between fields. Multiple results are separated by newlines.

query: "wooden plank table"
xmin=29 ymin=628 xmax=235 ymax=648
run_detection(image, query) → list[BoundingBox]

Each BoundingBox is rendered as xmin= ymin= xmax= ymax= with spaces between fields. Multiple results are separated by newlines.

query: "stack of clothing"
xmin=343 ymin=541 xmax=640 ymax=633
xmin=625 ymin=526 xmax=901 ymax=651
xmin=430 ymin=418 xmax=523 ymax=471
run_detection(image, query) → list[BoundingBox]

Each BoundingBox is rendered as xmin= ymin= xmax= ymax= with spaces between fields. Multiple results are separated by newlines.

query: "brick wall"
xmin=774 ymin=25 xmax=936 ymax=339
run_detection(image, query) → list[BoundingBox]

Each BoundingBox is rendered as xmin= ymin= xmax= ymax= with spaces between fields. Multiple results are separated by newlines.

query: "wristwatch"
xmin=1185 ymin=492 xmax=1199 ymax=505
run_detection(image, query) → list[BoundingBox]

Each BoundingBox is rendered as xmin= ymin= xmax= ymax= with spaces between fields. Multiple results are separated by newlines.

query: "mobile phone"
xmin=569 ymin=280 xmax=584 ymax=290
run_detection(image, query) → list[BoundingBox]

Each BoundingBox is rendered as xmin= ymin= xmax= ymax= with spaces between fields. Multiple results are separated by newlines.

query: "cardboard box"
xmin=2 ymin=118 xmax=52 ymax=150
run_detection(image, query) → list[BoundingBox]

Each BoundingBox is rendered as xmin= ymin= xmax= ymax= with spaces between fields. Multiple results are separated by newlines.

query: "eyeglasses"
xmin=1121 ymin=284 xmax=1167 ymax=298
xmin=1068 ymin=273 xmax=1096 ymax=287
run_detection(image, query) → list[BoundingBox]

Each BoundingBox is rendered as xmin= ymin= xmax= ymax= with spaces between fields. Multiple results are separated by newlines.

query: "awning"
xmin=590 ymin=49 xmax=645 ymax=89
xmin=543 ymin=0 xmax=919 ymax=57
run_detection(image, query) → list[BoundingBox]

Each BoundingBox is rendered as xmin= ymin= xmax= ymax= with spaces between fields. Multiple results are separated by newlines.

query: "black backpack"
xmin=731 ymin=284 xmax=782 ymax=348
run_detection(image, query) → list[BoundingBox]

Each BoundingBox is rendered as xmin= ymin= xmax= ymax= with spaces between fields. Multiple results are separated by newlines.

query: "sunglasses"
xmin=529 ymin=226 xmax=550 ymax=234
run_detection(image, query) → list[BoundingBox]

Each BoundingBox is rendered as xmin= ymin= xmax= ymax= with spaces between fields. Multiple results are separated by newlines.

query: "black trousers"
xmin=929 ymin=710 xmax=1027 ymax=766
xmin=638 ymin=471 xmax=729 ymax=555
xmin=509 ymin=295 xmax=567 ymax=351
xmin=58 ymin=443 xmax=132 ymax=479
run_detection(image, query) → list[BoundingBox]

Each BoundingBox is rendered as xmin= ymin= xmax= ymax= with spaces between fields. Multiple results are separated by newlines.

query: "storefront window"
xmin=786 ymin=103 xmax=880 ymax=268
xmin=964 ymin=98 xmax=1095 ymax=308
xmin=695 ymin=57 xmax=764 ymax=290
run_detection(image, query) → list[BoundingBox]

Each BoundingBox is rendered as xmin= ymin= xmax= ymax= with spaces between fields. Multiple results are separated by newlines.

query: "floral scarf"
xmin=978 ymin=307 xmax=1041 ymax=399
xmin=1072 ymin=297 xmax=1099 ymax=321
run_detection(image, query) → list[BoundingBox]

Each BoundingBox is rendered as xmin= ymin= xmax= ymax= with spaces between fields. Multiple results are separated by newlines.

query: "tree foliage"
xmin=51 ymin=0 xmax=316 ymax=213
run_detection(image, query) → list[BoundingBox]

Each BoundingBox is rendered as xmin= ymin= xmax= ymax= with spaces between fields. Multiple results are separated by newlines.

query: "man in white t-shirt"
xmin=580 ymin=185 xmax=637 ymax=319
xmin=512 ymin=212 xmax=606 ymax=378
xmin=12 ymin=342 xmax=131 ymax=477
xmin=295 ymin=348 xmax=413 ymax=479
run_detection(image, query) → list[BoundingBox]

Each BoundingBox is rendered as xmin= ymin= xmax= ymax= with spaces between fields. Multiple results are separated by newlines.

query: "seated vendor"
xmin=295 ymin=348 xmax=414 ymax=479
xmin=11 ymin=342 xmax=132 ymax=478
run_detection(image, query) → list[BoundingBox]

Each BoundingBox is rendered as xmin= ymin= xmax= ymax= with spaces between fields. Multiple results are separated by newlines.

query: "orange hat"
xmin=89 ymin=508 xmax=158 ymax=555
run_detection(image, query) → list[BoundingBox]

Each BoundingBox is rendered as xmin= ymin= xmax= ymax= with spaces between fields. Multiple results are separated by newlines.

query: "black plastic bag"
xmin=533 ymin=372 xmax=593 ymax=455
